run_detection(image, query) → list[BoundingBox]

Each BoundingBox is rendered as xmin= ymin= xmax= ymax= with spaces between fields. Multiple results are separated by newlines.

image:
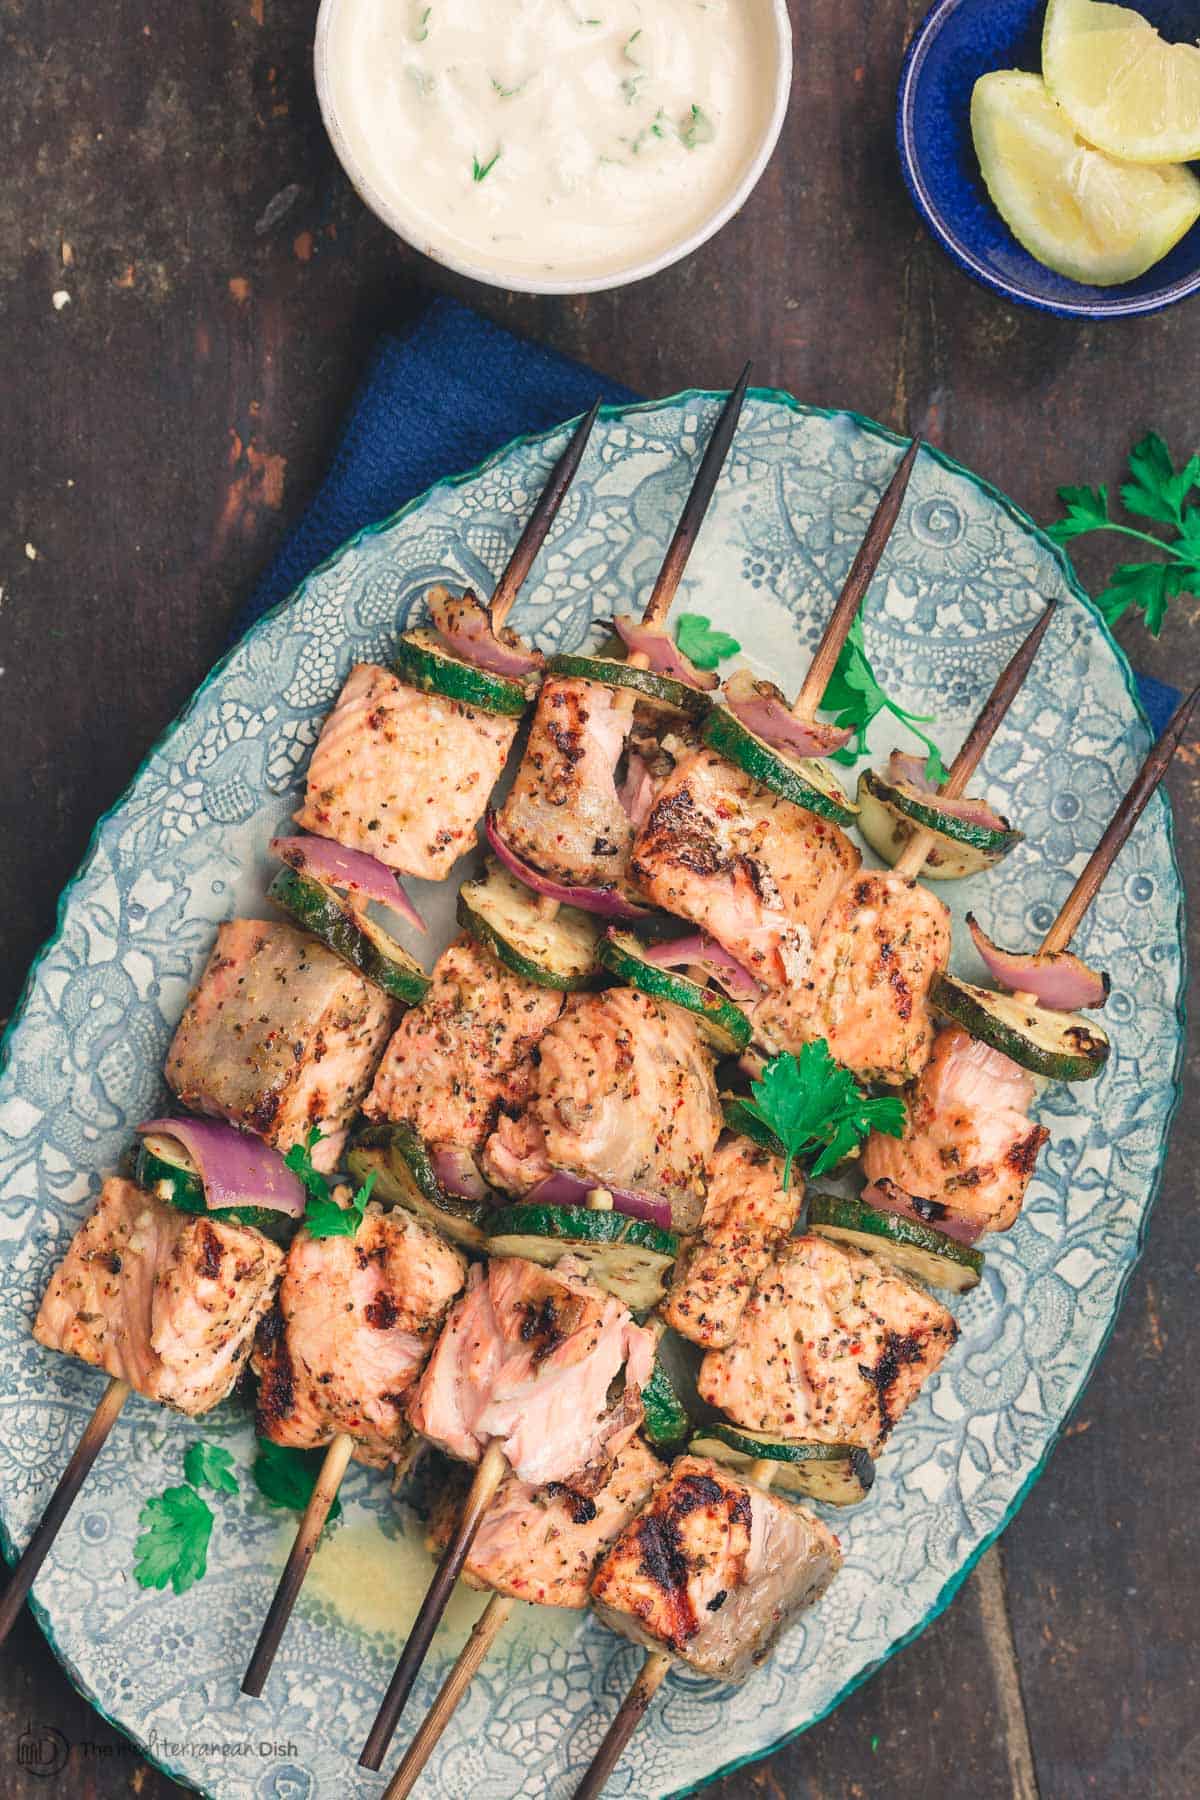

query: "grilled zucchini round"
xmin=394 ymin=626 xmax=532 ymax=717
xmin=856 ymin=766 xmax=1021 ymax=880
xmin=485 ymin=1202 xmax=678 ymax=1312
xmin=457 ymin=860 xmax=602 ymax=991
xmin=689 ymin=1424 xmax=876 ymax=1506
xmin=931 ymin=972 xmax=1110 ymax=1081
xmin=598 ymin=932 xmax=751 ymax=1055
xmin=807 ymin=1192 xmax=983 ymax=1294
xmin=269 ymin=867 xmax=430 ymax=1006
xmin=547 ymin=652 xmax=712 ymax=720
xmin=703 ymin=705 xmax=859 ymax=826
xmin=720 ymin=1094 xmax=784 ymax=1155
xmin=346 ymin=1122 xmax=488 ymax=1250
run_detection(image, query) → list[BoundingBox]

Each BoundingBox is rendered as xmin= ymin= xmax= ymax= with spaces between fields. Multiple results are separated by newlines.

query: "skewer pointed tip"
xmin=489 ymin=399 xmax=603 ymax=628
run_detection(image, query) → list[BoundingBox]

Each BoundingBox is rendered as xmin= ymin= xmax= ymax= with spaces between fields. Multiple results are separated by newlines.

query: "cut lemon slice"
xmin=971 ymin=71 xmax=1200 ymax=286
xmin=1044 ymin=0 xmax=1200 ymax=165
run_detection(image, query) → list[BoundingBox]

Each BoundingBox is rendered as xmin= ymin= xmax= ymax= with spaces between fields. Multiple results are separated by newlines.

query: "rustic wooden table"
xmin=2 ymin=2 xmax=1196 ymax=1796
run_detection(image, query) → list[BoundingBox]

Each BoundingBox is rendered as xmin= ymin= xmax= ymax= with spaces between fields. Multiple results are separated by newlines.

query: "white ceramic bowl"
xmin=314 ymin=0 xmax=793 ymax=295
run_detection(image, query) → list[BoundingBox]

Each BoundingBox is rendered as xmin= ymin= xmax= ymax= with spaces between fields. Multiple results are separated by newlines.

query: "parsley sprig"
xmin=675 ymin=612 xmax=740 ymax=669
xmin=1046 ymin=432 xmax=1200 ymax=636
xmin=253 ymin=1438 xmax=343 ymax=1521
xmin=285 ymin=1127 xmax=377 ymax=1239
xmin=820 ymin=616 xmax=949 ymax=783
xmin=739 ymin=1043 xmax=906 ymax=1187
xmin=133 ymin=1437 xmax=240 ymax=1596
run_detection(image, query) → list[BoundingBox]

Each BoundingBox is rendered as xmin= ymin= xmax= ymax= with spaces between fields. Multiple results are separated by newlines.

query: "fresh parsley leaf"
xmin=253 ymin=1439 xmax=343 ymax=1521
xmin=288 ymin=1126 xmax=377 ymax=1237
xmin=472 ymin=149 xmax=502 ymax=183
xmin=679 ymin=103 xmax=715 ymax=150
xmin=738 ymin=1043 xmax=906 ymax=1188
xmin=285 ymin=1125 xmax=331 ymax=1205
xmin=134 ymin=1485 xmax=214 ymax=1596
xmin=675 ymin=612 xmax=740 ymax=670
xmin=1044 ymin=484 xmax=1110 ymax=544
xmin=183 ymin=1441 xmax=239 ymax=1496
xmin=820 ymin=616 xmax=949 ymax=783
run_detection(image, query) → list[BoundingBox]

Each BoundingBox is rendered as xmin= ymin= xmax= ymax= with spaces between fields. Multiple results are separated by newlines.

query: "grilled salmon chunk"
xmin=630 ymin=749 xmax=861 ymax=989
xmin=364 ymin=935 xmax=564 ymax=1154
xmin=34 ymin=1178 xmax=282 ymax=1416
xmin=482 ymin=988 xmax=721 ymax=1219
xmin=166 ymin=919 xmax=397 ymax=1172
xmin=253 ymin=1205 xmax=465 ymax=1469
xmin=862 ymin=1025 xmax=1048 ymax=1236
xmin=295 ymin=662 xmax=518 ymax=882
xmin=590 ymin=1455 xmax=841 ymax=1683
xmin=751 ymin=873 xmax=952 ymax=1084
xmin=699 ymin=1234 xmax=958 ymax=1455
xmin=427 ymin=1436 xmax=664 ymax=1608
xmin=408 ymin=1255 xmax=655 ymax=1492
xmin=660 ymin=1136 xmax=802 ymax=1350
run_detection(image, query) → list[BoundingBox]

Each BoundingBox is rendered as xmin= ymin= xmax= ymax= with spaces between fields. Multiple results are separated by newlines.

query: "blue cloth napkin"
xmin=237 ymin=295 xmax=1179 ymax=737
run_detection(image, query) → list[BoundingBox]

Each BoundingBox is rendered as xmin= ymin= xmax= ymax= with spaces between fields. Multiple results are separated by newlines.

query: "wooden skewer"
xmin=891 ymin=596 xmax=1059 ymax=882
xmin=0 ymin=1375 xmax=130 ymax=1649
xmin=381 ymin=1592 xmax=518 ymax=1800
xmin=241 ymin=1428 xmax=356 ymax=1695
xmin=360 ymin=1439 xmax=510 ymax=1770
xmin=1038 ymin=683 xmax=1200 ymax=955
xmin=489 ymin=398 xmax=603 ymax=630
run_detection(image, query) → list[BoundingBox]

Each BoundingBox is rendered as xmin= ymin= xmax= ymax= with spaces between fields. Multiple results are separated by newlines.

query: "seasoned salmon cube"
xmin=698 ymin=1234 xmax=958 ymax=1455
xmin=590 ymin=1455 xmax=841 ymax=1683
xmin=660 ymin=1136 xmax=802 ymax=1349
xmin=253 ymin=1204 xmax=466 ymax=1469
xmin=34 ymin=1177 xmax=282 ymax=1416
xmin=751 ymin=872 xmax=951 ymax=1084
xmin=408 ymin=1255 xmax=655 ymax=1492
xmin=364 ymin=935 xmax=564 ymax=1155
xmin=427 ymin=1436 xmax=664 ymax=1608
xmin=165 ymin=919 xmax=397 ymax=1172
xmin=630 ymin=748 xmax=860 ymax=989
xmin=295 ymin=662 xmax=518 ymax=883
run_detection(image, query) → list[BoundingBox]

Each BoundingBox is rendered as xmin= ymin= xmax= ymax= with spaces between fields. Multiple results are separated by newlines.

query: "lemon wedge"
xmin=1043 ymin=0 xmax=1200 ymax=165
xmin=971 ymin=71 xmax=1200 ymax=285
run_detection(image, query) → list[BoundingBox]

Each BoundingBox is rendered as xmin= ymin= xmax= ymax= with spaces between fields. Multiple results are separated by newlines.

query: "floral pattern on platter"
xmin=0 ymin=393 xmax=1184 ymax=1800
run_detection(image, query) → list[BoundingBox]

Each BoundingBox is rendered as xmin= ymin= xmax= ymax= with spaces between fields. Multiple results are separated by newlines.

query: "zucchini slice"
xmin=346 ymin=1122 xmax=488 ymax=1250
xmin=931 ymin=972 xmax=1110 ymax=1082
xmin=703 ymin=705 xmax=859 ymax=827
xmin=457 ymin=860 xmax=602 ymax=991
xmin=641 ymin=1359 xmax=690 ymax=1449
xmin=269 ymin=867 xmax=431 ymax=1007
xmin=598 ymin=931 xmax=751 ymax=1055
xmin=394 ymin=626 xmax=532 ymax=717
xmin=720 ymin=1094 xmax=784 ymax=1155
xmin=548 ymin=652 xmax=712 ymax=721
xmin=485 ymin=1202 xmax=679 ymax=1312
xmin=689 ymin=1424 xmax=875 ymax=1506
xmin=133 ymin=1137 xmax=295 ymax=1242
xmin=807 ymin=1192 xmax=983 ymax=1294
xmin=856 ymin=766 xmax=1021 ymax=880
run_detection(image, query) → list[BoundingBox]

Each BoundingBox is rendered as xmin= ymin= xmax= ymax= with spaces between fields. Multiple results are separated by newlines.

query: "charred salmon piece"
xmin=698 ymin=1234 xmax=958 ymax=1456
xmin=295 ymin=662 xmax=518 ymax=883
xmin=751 ymin=872 xmax=952 ymax=1085
xmin=590 ymin=1454 xmax=841 ymax=1684
xmin=407 ymin=1255 xmax=656 ymax=1491
xmin=630 ymin=748 xmax=860 ymax=990
xmin=660 ymin=1136 xmax=803 ymax=1350
xmin=496 ymin=676 xmax=636 ymax=890
xmin=426 ymin=1436 xmax=664 ymax=1609
xmin=862 ymin=1025 xmax=1048 ymax=1236
xmin=165 ymin=919 xmax=397 ymax=1172
xmin=480 ymin=987 xmax=721 ymax=1209
xmin=364 ymin=935 xmax=564 ymax=1153
xmin=34 ymin=1177 xmax=282 ymax=1417
xmin=253 ymin=1205 xmax=465 ymax=1468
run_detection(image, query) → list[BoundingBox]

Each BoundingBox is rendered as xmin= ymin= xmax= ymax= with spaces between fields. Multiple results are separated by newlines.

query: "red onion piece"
xmin=724 ymin=669 xmax=853 ymax=758
xmin=484 ymin=811 xmax=652 ymax=919
xmin=638 ymin=931 xmax=761 ymax=1000
xmin=862 ymin=1177 xmax=982 ymax=1246
xmin=887 ymin=750 xmax=936 ymax=794
xmin=966 ymin=915 xmax=1109 ymax=1012
xmin=430 ymin=1147 xmax=491 ymax=1204
xmin=429 ymin=588 xmax=542 ymax=679
xmin=612 ymin=616 xmax=720 ymax=691
xmin=618 ymin=753 xmax=657 ymax=829
xmin=883 ymin=752 xmax=1010 ymax=833
xmin=527 ymin=1170 xmax=673 ymax=1233
xmin=271 ymin=836 xmax=427 ymax=934
xmin=137 ymin=1118 xmax=306 ymax=1217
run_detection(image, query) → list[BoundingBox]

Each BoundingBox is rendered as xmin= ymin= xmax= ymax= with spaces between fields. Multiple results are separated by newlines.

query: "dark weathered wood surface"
xmin=1 ymin=0 xmax=1197 ymax=1794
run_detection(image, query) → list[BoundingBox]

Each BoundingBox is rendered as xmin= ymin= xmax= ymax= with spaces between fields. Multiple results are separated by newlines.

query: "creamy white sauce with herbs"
xmin=323 ymin=0 xmax=777 ymax=280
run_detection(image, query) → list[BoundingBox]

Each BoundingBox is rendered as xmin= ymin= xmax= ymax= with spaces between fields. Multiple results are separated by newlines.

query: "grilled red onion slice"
xmin=270 ymin=836 xmax=426 ymax=934
xmin=639 ymin=932 xmax=760 ymax=999
xmin=966 ymin=915 xmax=1110 ymax=1011
xmin=484 ymin=811 xmax=652 ymax=919
xmin=863 ymin=1177 xmax=982 ymax=1246
xmin=137 ymin=1118 xmax=306 ymax=1217
xmin=612 ymin=616 xmax=720 ymax=691
xmin=725 ymin=668 xmax=853 ymax=758
xmin=887 ymin=750 xmax=935 ymax=793
xmin=430 ymin=1148 xmax=491 ymax=1203
xmin=618 ymin=752 xmax=657 ymax=828
xmin=429 ymin=588 xmax=542 ymax=679
xmin=883 ymin=752 xmax=1011 ymax=832
xmin=527 ymin=1170 xmax=673 ymax=1233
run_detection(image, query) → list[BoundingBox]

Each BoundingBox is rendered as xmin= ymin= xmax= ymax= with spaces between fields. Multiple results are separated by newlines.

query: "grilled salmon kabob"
xmin=857 ymin=684 xmax=1200 ymax=1254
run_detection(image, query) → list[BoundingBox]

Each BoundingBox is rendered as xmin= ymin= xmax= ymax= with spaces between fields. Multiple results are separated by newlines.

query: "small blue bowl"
xmin=897 ymin=0 xmax=1200 ymax=318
